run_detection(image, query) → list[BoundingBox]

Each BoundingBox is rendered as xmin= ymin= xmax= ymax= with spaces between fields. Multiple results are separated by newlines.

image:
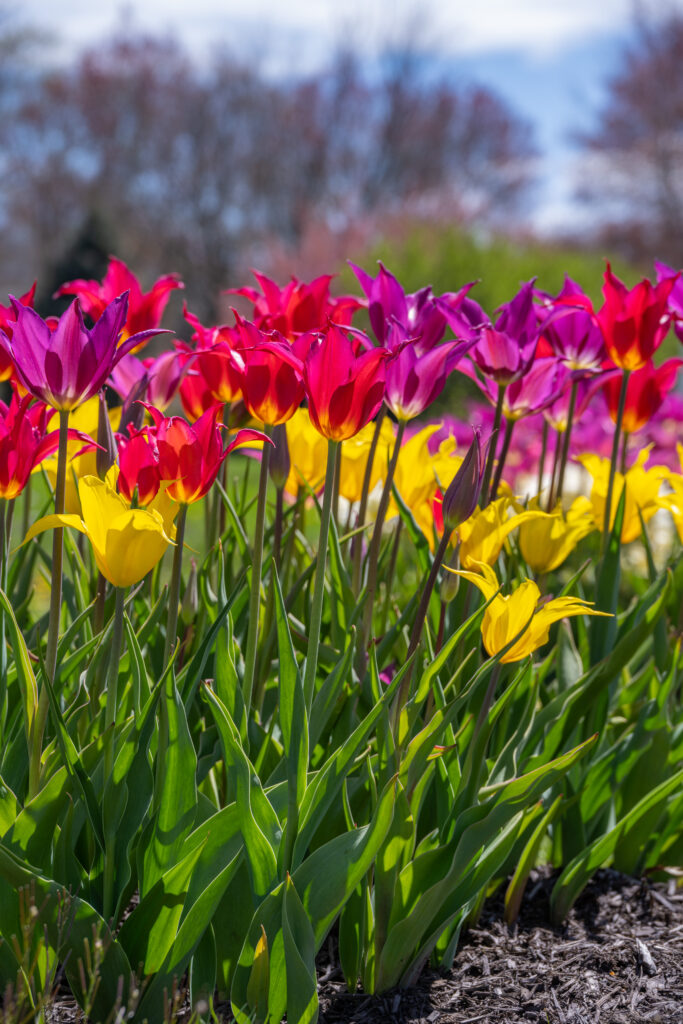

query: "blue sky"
xmin=19 ymin=0 xmax=682 ymax=231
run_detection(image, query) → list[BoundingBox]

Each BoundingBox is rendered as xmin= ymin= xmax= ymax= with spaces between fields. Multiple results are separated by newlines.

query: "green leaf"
xmin=590 ymin=483 xmax=626 ymax=662
xmin=282 ymin=875 xmax=318 ymax=1024
xmin=203 ymin=685 xmax=280 ymax=900
xmin=141 ymin=669 xmax=198 ymax=897
xmin=551 ymin=767 xmax=683 ymax=923
xmin=504 ymin=796 xmax=562 ymax=924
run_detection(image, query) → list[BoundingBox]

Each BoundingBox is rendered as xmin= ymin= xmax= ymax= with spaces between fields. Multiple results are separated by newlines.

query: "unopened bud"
xmin=181 ymin=559 xmax=198 ymax=626
xmin=441 ymin=430 xmax=483 ymax=534
xmin=269 ymin=423 xmax=290 ymax=491
xmin=96 ymin=391 xmax=118 ymax=479
xmin=440 ymin=546 xmax=460 ymax=603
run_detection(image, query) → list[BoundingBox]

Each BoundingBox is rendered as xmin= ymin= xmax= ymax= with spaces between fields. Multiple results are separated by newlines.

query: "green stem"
xmin=273 ymin=486 xmax=284 ymax=571
xmin=537 ymin=419 xmax=549 ymax=497
xmin=303 ymin=439 xmax=339 ymax=710
xmin=546 ymin=428 xmax=564 ymax=513
xmin=620 ymin=430 xmax=629 ymax=474
xmin=489 ymin=417 xmax=515 ymax=501
xmin=21 ymin=473 xmax=32 ymax=543
xmin=331 ymin=440 xmax=342 ymax=526
xmin=30 ymin=409 xmax=69 ymax=799
xmin=163 ymin=503 xmax=188 ymax=668
xmin=242 ymin=430 xmax=272 ymax=714
xmin=555 ymin=379 xmax=578 ymax=504
xmin=102 ymin=586 xmax=126 ymax=923
xmin=379 ymin=518 xmax=402 ymax=638
xmin=351 ymin=408 xmax=386 ymax=593
xmin=393 ymin=528 xmax=451 ymax=731
xmin=93 ymin=572 xmax=107 ymax=635
xmin=602 ymin=369 xmax=631 ymax=553
xmin=480 ymin=384 xmax=505 ymax=507
xmin=361 ymin=419 xmax=406 ymax=654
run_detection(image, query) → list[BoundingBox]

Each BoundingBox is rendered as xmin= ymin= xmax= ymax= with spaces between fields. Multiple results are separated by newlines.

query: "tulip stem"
xmin=393 ymin=527 xmax=451 ymax=730
xmin=303 ymin=438 xmax=339 ymax=710
xmin=546 ymin=428 xmax=563 ymax=513
xmin=555 ymin=380 xmax=578 ymax=505
xmin=380 ymin=518 xmax=403 ymax=637
xmin=361 ymin=419 xmax=406 ymax=660
xmin=163 ymin=503 xmax=188 ymax=669
xmin=0 ymin=500 xmax=7 ymax=687
xmin=490 ymin=417 xmax=515 ymax=501
xmin=602 ymin=369 xmax=631 ymax=552
xmin=480 ymin=384 xmax=505 ymax=507
xmin=537 ymin=419 xmax=549 ymax=497
xmin=620 ymin=431 xmax=629 ymax=474
xmin=30 ymin=409 xmax=69 ymax=799
xmin=273 ymin=485 xmax=284 ymax=571
xmin=242 ymin=430 xmax=272 ymax=716
xmin=352 ymin=407 xmax=386 ymax=593
xmin=103 ymin=586 xmax=126 ymax=924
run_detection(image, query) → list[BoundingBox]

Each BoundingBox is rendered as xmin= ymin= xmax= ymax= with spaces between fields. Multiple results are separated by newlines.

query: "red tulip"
xmin=148 ymin=405 xmax=270 ymax=504
xmin=229 ymin=270 xmax=361 ymax=337
xmin=184 ymin=307 xmax=243 ymax=404
xmin=303 ymin=323 xmax=389 ymax=440
xmin=230 ymin=315 xmax=305 ymax=426
xmin=603 ymin=358 xmax=683 ymax=433
xmin=597 ymin=264 xmax=677 ymax=371
xmin=0 ymin=283 xmax=37 ymax=383
xmin=55 ymin=256 xmax=183 ymax=346
xmin=0 ymin=390 xmax=94 ymax=500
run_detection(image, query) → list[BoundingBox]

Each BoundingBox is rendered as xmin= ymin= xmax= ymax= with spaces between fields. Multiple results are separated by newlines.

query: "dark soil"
xmin=316 ymin=869 xmax=683 ymax=1024
xmin=34 ymin=868 xmax=683 ymax=1023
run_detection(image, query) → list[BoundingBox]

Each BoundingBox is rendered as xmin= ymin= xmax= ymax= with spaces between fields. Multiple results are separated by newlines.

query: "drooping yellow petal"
xmin=458 ymin=499 xmax=548 ymax=569
xmin=23 ymin=513 xmax=88 ymax=546
xmin=518 ymin=497 xmax=595 ymax=574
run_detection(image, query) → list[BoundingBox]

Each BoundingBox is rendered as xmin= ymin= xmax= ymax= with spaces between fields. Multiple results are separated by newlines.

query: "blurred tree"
xmin=0 ymin=23 xmax=537 ymax=321
xmin=577 ymin=8 xmax=683 ymax=266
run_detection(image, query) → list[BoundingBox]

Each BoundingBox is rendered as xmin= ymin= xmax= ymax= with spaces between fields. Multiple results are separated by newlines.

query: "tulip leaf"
xmin=504 ymin=795 xmax=563 ymax=925
xmin=282 ymin=874 xmax=318 ymax=1024
xmin=308 ymin=631 xmax=356 ymax=750
xmin=0 ymin=589 xmax=38 ymax=755
xmin=181 ymin=579 xmax=247 ymax=710
xmin=141 ymin=668 xmax=198 ymax=897
xmin=590 ymin=482 xmax=626 ymax=663
xmin=0 ymin=841 xmax=132 ymax=1021
xmin=203 ymin=685 xmax=280 ymax=900
xmin=551 ymin=767 xmax=683 ymax=923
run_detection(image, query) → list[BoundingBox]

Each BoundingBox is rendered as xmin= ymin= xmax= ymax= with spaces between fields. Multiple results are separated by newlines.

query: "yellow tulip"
xmin=457 ymin=497 xmax=547 ymax=569
xmin=518 ymin=496 xmax=595 ymax=574
xmin=24 ymin=475 xmax=175 ymax=588
xmin=659 ymin=443 xmax=683 ymax=544
xmin=40 ymin=397 xmax=121 ymax=514
xmin=447 ymin=560 xmax=609 ymax=663
xmin=283 ymin=409 xmax=328 ymax=497
xmin=338 ymin=417 xmax=395 ymax=503
xmin=577 ymin=449 xmax=667 ymax=544
xmin=391 ymin=425 xmax=461 ymax=546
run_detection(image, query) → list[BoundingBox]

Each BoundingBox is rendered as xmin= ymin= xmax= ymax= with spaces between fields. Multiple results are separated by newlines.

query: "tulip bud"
xmin=441 ymin=430 xmax=483 ymax=534
xmin=96 ymin=391 xmax=118 ymax=479
xmin=181 ymin=558 xmax=198 ymax=626
xmin=439 ymin=546 xmax=460 ymax=603
xmin=119 ymin=376 xmax=148 ymax=434
xmin=269 ymin=423 xmax=290 ymax=491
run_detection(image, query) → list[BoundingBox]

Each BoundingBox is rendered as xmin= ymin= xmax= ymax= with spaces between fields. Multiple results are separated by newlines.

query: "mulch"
xmin=317 ymin=868 xmax=683 ymax=1024
xmin=34 ymin=868 xmax=683 ymax=1023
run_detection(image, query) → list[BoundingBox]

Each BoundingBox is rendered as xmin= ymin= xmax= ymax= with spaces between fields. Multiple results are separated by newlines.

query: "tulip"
xmin=0 ymin=283 xmax=38 ymax=383
xmin=577 ymin=449 xmax=668 ymax=544
xmin=281 ymin=408 xmax=329 ymax=497
xmin=230 ymin=323 xmax=305 ymax=427
xmin=440 ymin=430 xmax=485 ymax=533
xmin=384 ymin=327 xmax=473 ymax=421
xmin=304 ymin=323 xmax=389 ymax=441
xmin=392 ymin=425 xmax=460 ymax=546
xmin=350 ymin=260 xmax=459 ymax=351
xmin=109 ymin=351 xmax=185 ymax=412
xmin=603 ymin=359 xmax=683 ymax=434
xmin=230 ymin=269 xmax=361 ymax=337
xmin=518 ymin=496 xmax=595 ymax=574
xmin=656 ymin=260 xmax=683 ymax=344
xmin=0 ymin=391 xmax=93 ymax=501
xmin=536 ymin=277 xmax=606 ymax=373
xmin=457 ymin=497 xmax=547 ymax=569
xmin=0 ymin=294 xmax=163 ymax=412
xmin=147 ymin=405 xmax=269 ymax=505
xmin=659 ymin=444 xmax=683 ymax=543
xmin=42 ymin=397 xmax=121 ymax=514
xmin=55 ymin=256 xmax=183 ymax=344
xmin=338 ymin=417 xmax=395 ymax=504
xmin=597 ymin=264 xmax=676 ymax=372
xmin=446 ymin=560 xmax=608 ymax=663
xmin=24 ymin=474 xmax=175 ymax=588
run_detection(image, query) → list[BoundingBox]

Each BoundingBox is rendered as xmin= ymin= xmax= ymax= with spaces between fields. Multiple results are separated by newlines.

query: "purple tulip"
xmin=383 ymin=321 xmax=474 ymax=421
xmin=349 ymin=260 xmax=468 ymax=352
xmin=536 ymin=277 xmax=606 ymax=373
xmin=475 ymin=356 xmax=565 ymax=420
xmin=439 ymin=280 xmax=539 ymax=385
xmin=0 ymin=293 xmax=165 ymax=411
xmin=110 ymin=350 xmax=185 ymax=412
xmin=655 ymin=260 xmax=683 ymax=344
